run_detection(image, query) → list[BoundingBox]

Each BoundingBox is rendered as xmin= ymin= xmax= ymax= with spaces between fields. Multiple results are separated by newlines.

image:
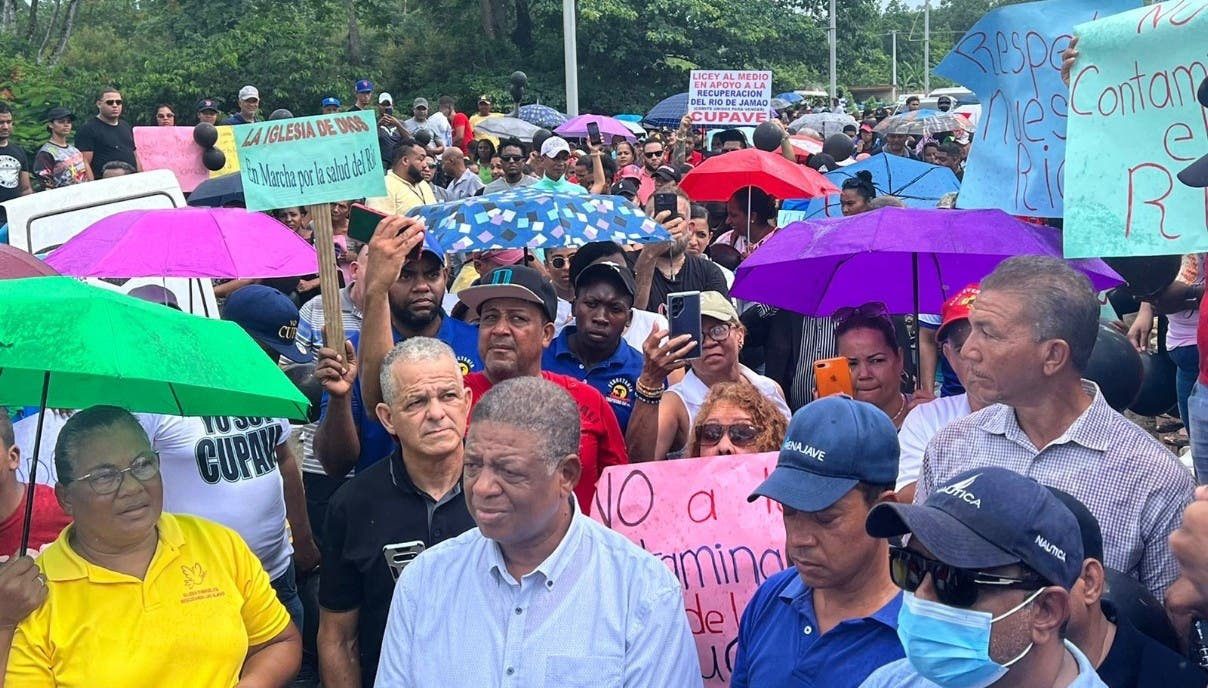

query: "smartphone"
xmin=667 ymin=291 xmax=702 ymax=360
xmin=383 ymin=540 xmax=426 ymax=581
xmin=349 ymin=202 xmax=388 ymax=243
xmin=384 ymin=106 xmax=394 ymax=115
xmin=814 ymin=357 xmax=854 ymax=398
xmin=654 ymin=192 xmax=680 ymax=221
xmin=586 ymin=121 xmax=602 ymax=146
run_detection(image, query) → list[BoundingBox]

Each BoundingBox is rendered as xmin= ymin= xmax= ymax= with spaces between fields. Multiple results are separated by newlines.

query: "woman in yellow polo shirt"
xmin=6 ymin=406 xmax=301 ymax=687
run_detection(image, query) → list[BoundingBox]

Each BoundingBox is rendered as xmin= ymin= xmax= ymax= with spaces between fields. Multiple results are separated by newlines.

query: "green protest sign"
xmin=234 ymin=111 xmax=386 ymax=212
xmin=1063 ymin=2 xmax=1208 ymax=258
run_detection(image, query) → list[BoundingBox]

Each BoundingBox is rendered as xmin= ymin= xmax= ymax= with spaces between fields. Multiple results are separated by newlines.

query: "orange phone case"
xmin=814 ymin=357 xmax=854 ymax=398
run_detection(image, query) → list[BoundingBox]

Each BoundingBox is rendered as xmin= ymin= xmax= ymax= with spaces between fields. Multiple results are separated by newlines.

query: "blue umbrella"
xmin=613 ymin=114 xmax=643 ymax=122
xmin=779 ymin=154 xmax=961 ymax=222
xmin=518 ymin=104 xmax=568 ymax=129
xmin=643 ymin=93 xmax=689 ymax=129
xmin=774 ymin=92 xmax=804 ymax=103
xmin=405 ymin=188 xmax=670 ymax=252
xmin=188 ymin=172 xmax=243 ymax=207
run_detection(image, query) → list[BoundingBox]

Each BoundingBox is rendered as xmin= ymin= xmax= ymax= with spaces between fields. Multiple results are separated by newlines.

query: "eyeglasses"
xmin=706 ymin=323 xmax=733 ymax=342
xmin=833 ymin=301 xmax=891 ymax=326
xmin=71 ymin=451 xmax=161 ymax=496
xmin=104 ymin=99 xmax=123 ymax=106
xmin=644 ymin=150 xmax=665 ymax=158
xmin=500 ymin=155 xmax=525 ymax=162
xmin=889 ymin=547 xmax=1047 ymax=608
xmin=426 ymin=163 xmax=437 ymax=169
xmin=549 ymin=254 xmax=576 ymax=269
xmin=697 ymin=422 xmax=759 ymax=447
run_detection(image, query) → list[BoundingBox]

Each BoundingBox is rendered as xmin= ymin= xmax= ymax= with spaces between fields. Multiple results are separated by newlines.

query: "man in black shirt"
xmin=74 ymin=87 xmax=138 ymax=179
xmin=317 ymin=336 xmax=475 ymax=688
xmin=1057 ymin=488 xmax=1207 ymax=688
xmin=0 ymin=102 xmax=32 ymax=224
xmin=634 ymin=187 xmax=729 ymax=313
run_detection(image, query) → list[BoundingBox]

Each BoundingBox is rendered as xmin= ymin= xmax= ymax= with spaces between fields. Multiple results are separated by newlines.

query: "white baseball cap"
xmin=379 ymin=92 xmax=394 ymax=105
xmin=541 ymin=136 xmax=571 ymax=158
xmin=238 ymin=85 xmax=259 ymax=101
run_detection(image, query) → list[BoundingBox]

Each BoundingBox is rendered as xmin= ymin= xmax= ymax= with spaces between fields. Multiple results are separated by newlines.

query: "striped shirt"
xmin=374 ymin=502 xmax=702 ymax=687
xmin=789 ymin=315 xmax=839 ymax=411
xmin=918 ymin=381 xmax=1193 ymax=600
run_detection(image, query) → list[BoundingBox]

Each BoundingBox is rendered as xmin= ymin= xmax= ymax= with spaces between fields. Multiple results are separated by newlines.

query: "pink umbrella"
xmin=554 ymin=114 xmax=638 ymax=143
xmin=0 ymin=244 xmax=58 ymax=279
xmin=45 ymin=207 xmax=318 ymax=279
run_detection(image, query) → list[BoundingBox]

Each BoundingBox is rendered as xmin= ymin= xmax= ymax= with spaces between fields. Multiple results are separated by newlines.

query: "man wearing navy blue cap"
xmin=733 ymin=396 xmax=904 ymax=688
xmin=349 ymin=80 xmax=373 ymax=112
xmin=860 ymin=466 xmax=1107 ymax=688
xmin=321 ymin=97 xmax=341 ymax=115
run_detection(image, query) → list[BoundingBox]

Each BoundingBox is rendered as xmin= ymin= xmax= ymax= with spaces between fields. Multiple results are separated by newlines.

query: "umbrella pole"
xmin=18 ymin=371 xmax=50 ymax=557
xmin=911 ymin=252 xmax=921 ymax=392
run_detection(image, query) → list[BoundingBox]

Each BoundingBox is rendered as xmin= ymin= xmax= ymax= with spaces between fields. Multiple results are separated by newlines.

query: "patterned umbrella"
xmin=874 ymin=109 xmax=974 ymax=137
xmin=643 ymin=93 xmax=690 ymax=129
xmin=405 ymin=188 xmax=670 ymax=252
xmin=787 ymin=112 xmax=858 ymax=138
xmin=474 ymin=116 xmax=541 ymax=142
xmin=517 ymin=104 xmax=568 ymax=129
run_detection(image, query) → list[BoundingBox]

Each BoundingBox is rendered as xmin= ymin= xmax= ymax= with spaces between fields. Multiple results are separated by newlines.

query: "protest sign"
xmin=234 ymin=110 xmax=385 ymax=212
xmin=213 ymin=125 xmax=241 ymax=177
xmin=135 ymin=126 xmax=245 ymax=191
xmin=934 ymin=0 xmax=1137 ymax=218
xmin=1064 ymin=1 xmax=1208 ymax=258
xmin=688 ymin=70 xmax=773 ymax=126
xmin=591 ymin=452 xmax=787 ymax=686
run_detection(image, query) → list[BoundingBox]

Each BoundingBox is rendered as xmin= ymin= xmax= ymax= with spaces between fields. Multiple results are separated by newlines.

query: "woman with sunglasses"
xmin=688 ymin=382 xmax=787 ymax=457
xmin=834 ymin=302 xmax=922 ymax=430
xmin=6 ymin=406 xmax=301 ymax=686
xmin=154 ymin=104 xmax=176 ymax=127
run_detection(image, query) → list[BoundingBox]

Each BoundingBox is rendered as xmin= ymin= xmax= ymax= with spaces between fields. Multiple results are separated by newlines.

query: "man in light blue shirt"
xmin=531 ymin=136 xmax=586 ymax=195
xmin=374 ymin=376 xmax=701 ymax=688
xmin=860 ymin=467 xmax=1106 ymax=688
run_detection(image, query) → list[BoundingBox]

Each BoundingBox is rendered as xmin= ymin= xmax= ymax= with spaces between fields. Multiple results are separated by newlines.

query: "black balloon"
xmin=413 ymin=129 xmax=432 ymax=147
xmin=1130 ymin=350 xmax=1178 ymax=417
xmin=1084 ymin=321 xmax=1143 ymax=412
xmin=822 ymin=133 xmax=854 ymax=162
xmin=193 ymin=122 xmax=218 ymax=148
xmin=752 ymin=122 xmax=784 ymax=152
xmin=202 ymin=147 xmax=226 ymax=171
xmin=1103 ymin=255 xmax=1181 ymax=301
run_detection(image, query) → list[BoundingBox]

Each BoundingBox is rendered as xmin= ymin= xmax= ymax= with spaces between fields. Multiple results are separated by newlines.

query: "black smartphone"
xmin=586 ymin=121 xmax=602 ymax=146
xmin=654 ymin=191 xmax=679 ymax=220
xmin=384 ymin=106 xmax=394 ymax=115
xmin=349 ymin=203 xmax=423 ymax=262
xmin=666 ymin=291 xmax=702 ymax=360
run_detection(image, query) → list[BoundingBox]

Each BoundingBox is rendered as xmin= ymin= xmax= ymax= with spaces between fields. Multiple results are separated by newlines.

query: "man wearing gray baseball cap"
xmin=860 ymin=466 xmax=1105 ymax=688
xmin=733 ymin=396 xmax=904 ymax=688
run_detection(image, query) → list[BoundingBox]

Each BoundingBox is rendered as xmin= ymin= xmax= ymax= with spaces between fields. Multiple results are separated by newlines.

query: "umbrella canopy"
xmin=517 ymin=104 xmax=568 ymax=129
xmin=617 ymin=119 xmax=647 ymax=138
xmin=771 ymin=98 xmax=793 ymax=111
xmin=0 ymin=244 xmax=58 ymax=279
xmin=643 ymin=93 xmax=690 ymax=129
xmin=45 ymin=207 xmax=319 ymax=279
xmin=188 ymin=172 xmax=244 ymax=208
xmin=405 ymin=188 xmax=670 ymax=252
xmin=788 ymin=135 xmax=823 ymax=158
xmin=613 ymin=114 xmax=643 ymax=122
xmin=787 ymin=112 xmax=858 ymax=138
xmin=731 ymin=207 xmax=1123 ymax=316
xmin=474 ymin=116 xmax=541 ymax=142
xmin=780 ymin=154 xmax=961 ymax=219
xmin=679 ymin=149 xmax=839 ymax=202
xmin=0 ymin=276 xmax=309 ymax=419
xmin=774 ymin=92 xmax=804 ymax=104
xmin=555 ymin=114 xmax=638 ymax=143
xmin=875 ymin=109 xmax=974 ymax=137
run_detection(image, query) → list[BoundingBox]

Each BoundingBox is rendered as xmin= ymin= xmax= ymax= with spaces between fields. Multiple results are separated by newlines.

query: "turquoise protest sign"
xmin=234 ymin=111 xmax=386 ymax=212
xmin=934 ymin=0 xmax=1137 ymax=218
xmin=1064 ymin=2 xmax=1208 ymax=258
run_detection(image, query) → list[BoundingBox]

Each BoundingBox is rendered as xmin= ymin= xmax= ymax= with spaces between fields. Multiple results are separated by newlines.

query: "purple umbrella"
xmin=554 ymin=114 xmax=638 ymax=143
xmin=45 ymin=207 xmax=318 ymax=279
xmin=732 ymin=207 xmax=1122 ymax=317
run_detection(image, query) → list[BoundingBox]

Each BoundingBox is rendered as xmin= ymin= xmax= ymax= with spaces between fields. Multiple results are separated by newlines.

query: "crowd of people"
xmin=1 ymin=51 xmax=1208 ymax=688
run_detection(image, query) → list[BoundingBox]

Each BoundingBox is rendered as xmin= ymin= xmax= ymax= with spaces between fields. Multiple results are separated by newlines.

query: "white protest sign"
xmin=688 ymin=70 xmax=773 ymax=126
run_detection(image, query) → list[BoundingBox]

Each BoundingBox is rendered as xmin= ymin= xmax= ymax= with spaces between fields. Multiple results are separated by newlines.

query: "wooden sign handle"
xmin=309 ymin=203 xmax=345 ymax=353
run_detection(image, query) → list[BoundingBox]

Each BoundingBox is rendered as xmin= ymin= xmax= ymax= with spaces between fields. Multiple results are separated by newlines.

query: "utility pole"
xmin=923 ymin=0 xmax=931 ymax=96
xmin=828 ymin=0 xmax=837 ymax=101
xmin=563 ymin=0 xmax=579 ymax=116
xmin=891 ymin=30 xmax=898 ymax=103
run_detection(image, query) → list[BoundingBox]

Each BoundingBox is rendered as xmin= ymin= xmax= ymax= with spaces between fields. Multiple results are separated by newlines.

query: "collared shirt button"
xmin=514 ymin=607 xmax=523 ymax=615
xmin=506 ymin=667 xmax=515 ymax=676
xmin=803 ymin=625 xmax=813 ymax=635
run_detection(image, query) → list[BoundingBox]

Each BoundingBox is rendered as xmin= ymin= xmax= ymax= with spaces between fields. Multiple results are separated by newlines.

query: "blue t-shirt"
xmin=317 ymin=315 xmax=482 ymax=471
xmin=541 ymin=326 xmax=645 ymax=433
xmin=732 ymin=568 xmax=904 ymax=688
xmin=919 ymin=319 xmax=965 ymax=397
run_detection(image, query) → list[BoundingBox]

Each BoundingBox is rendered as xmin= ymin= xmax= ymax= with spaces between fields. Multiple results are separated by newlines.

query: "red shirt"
xmin=464 ymin=371 xmax=629 ymax=511
xmin=1198 ymin=307 xmax=1208 ymax=385
xmin=452 ymin=112 xmax=473 ymax=155
xmin=0 ymin=484 xmax=71 ymax=556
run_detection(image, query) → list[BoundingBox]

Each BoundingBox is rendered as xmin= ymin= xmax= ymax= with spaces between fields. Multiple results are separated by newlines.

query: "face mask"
xmin=896 ymin=589 xmax=1044 ymax=688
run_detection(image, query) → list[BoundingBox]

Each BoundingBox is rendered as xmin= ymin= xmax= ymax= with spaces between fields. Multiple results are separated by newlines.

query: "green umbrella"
xmin=0 ymin=277 xmax=309 ymax=552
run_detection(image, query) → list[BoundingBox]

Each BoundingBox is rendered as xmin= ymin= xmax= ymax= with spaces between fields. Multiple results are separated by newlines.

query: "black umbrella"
xmin=188 ymin=172 xmax=244 ymax=208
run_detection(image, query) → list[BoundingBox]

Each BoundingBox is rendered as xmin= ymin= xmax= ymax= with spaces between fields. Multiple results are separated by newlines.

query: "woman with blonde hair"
xmin=687 ymin=381 xmax=788 ymax=458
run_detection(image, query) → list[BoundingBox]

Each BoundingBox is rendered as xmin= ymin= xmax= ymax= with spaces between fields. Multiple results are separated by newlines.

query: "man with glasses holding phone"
xmin=482 ymin=137 xmax=536 ymax=194
xmin=733 ymin=395 xmax=904 ymax=688
xmin=861 ymin=466 xmax=1107 ymax=688
xmin=75 ymin=87 xmax=138 ymax=179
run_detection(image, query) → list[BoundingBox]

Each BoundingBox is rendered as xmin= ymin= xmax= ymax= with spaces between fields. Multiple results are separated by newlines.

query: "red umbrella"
xmin=0 ymin=244 xmax=58 ymax=279
xmin=679 ymin=148 xmax=839 ymax=202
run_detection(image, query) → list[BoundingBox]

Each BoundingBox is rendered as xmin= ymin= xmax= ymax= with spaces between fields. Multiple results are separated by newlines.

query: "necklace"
xmin=890 ymin=393 xmax=908 ymax=423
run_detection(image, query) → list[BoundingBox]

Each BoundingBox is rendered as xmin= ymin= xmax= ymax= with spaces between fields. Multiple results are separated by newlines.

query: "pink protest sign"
xmin=134 ymin=126 xmax=209 ymax=191
xmin=590 ymin=452 xmax=788 ymax=686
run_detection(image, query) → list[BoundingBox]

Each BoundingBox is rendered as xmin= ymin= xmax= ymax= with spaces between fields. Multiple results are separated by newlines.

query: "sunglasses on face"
xmin=549 ymin=254 xmax=576 ymax=269
xmin=104 ymin=99 xmax=123 ymax=106
xmin=156 ymin=113 xmax=175 ymax=119
xmin=696 ymin=422 xmax=759 ymax=447
xmin=644 ymin=150 xmax=664 ymax=158
xmin=500 ymin=155 xmax=524 ymax=162
xmin=833 ymin=301 xmax=891 ymax=326
xmin=889 ymin=547 xmax=1046 ymax=608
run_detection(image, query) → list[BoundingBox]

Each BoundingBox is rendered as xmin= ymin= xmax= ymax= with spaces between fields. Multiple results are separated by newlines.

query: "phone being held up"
xmin=667 ymin=291 xmax=702 ymax=360
xmin=654 ymin=192 xmax=679 ymax=221
xmin=348 ymin=203 xmax=423 ymax=262
xmin=586 ymin=121 xmax=602 ymax=146
xmin=814 ymin=357 xmax=854 ymax=398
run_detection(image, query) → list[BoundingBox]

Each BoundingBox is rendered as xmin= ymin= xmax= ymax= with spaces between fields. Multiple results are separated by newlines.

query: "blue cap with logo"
xmin=355 ymin=79 xmax=373 ymax=93
xmin=221 ymin=285 xmax=313 ymax=363
xmin=748 ymin=395 xmax=899 ymax=512
xmin=321 ymin=97 xmax=341 ymax=108
xmin=866 ymin=466 xmax=1084 ymax=589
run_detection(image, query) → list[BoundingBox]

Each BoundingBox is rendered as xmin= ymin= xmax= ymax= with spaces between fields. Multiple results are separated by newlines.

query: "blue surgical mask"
xmin=896 ymin=589 xmax=1043 ymax=688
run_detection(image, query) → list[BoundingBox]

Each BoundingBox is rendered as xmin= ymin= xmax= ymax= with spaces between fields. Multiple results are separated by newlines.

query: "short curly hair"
xmin=688 ymin=381 xmax=787 ymax=457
